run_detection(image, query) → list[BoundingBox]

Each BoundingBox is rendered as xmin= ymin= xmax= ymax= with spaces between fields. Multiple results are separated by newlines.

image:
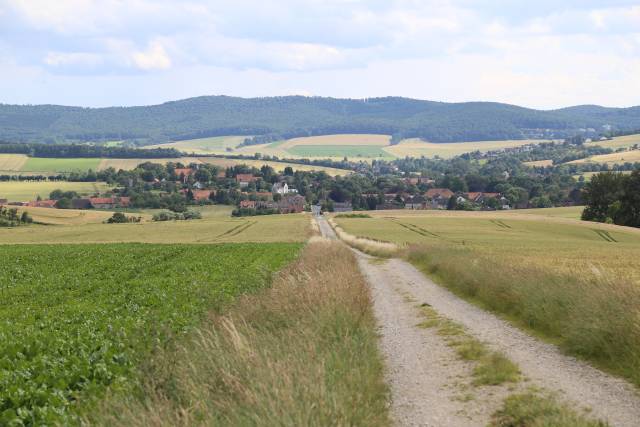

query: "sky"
xmin=0 ymin=0 xmax=639 ymax=109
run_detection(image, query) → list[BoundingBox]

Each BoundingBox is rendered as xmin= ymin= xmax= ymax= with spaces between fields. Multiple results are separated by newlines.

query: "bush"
xmin=334 ymin=213 xmax=371 ymax=218
xmin=152 ymin=209 xmax=202 ymax=221
xmin=106 ymin=212 xmax=141 ymax=223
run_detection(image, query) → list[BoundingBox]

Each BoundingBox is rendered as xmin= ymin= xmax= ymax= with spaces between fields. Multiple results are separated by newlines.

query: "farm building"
xmin=405 ymin=195 xmax=427 ymax=210
xmin=87 ymin=197 xmax=131 ymax=209
xmin=236 ymin=174 xmax=257 ymax=188
xmin=425 ymin=188 xmax=454 ymax=209
xmin=271 ymin=182 xmax=298 ymax=194
xmin=174 ymin=168 xmax=195 ymax=183
xmin=333 ymin=202 xmax=353 ymax=213
xmin=27 ymin=200 xmax=58 ymax=208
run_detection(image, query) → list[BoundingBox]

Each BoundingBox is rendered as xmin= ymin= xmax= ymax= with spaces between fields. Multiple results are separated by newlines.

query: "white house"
xmin=272 ymin=182 xmax=297 ymax=194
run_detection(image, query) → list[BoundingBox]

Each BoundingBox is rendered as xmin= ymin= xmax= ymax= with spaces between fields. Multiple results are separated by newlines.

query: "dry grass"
xmin=87 ymin=240 xmax=389 ymax=426
xmin=587 ymin=134 xmax=640 ymax=150
xmin=329 ymin=218 xmax=400 ymax=257
xmin=15 ymin=206 xmax=129 ymax=225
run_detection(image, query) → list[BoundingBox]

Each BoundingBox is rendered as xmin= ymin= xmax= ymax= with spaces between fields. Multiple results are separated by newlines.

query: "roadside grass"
xmin=490 ymin=390 xmax=608 ymax=427
xmin=417 ymin=305 xmax=520 ymax=386
xmin=89 ymin=240 xmax=390 ymax=426
xmin=407 ymin=244 xmax=640 ymax=388
xmin=329 ymin=218 xmax=399 ymax=258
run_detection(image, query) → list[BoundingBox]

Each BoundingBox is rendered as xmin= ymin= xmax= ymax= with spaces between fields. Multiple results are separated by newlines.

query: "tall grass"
xmin=329 ymin=219 xmax=400 ymax=258
xmin=89 ymin=241 xmax=389 ymax=426
xmin=407 ymin=244 xmax=640 ymax=387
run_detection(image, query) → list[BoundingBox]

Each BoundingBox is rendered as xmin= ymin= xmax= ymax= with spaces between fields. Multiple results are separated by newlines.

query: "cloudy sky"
xmin=1 ymin=0 xmax=639 ymax=108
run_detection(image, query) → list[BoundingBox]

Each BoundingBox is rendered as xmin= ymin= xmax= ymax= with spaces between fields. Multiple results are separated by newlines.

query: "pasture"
xmin=0 ymin=181 xmax=112 ymax=202
xmin=0 ymin=243 xmax=300 ymax=425
xmin=0 ymin=212 xmax=310 ymax=244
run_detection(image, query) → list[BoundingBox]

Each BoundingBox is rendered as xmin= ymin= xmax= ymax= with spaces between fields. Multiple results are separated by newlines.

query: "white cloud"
xmin=1 ymin=1 xmax=639 ymax=107
xmin=131 ymin=41 xmax=172 ymax=70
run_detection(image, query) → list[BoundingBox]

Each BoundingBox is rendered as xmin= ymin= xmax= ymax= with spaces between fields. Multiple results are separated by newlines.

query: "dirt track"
xmin=316 ymin=216 xmax=640 ymax=427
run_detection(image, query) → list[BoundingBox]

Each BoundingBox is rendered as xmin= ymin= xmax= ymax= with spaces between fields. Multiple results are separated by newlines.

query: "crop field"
xmin=22 ymin=157 xmax=102 ymax=173
xmin=588 ymin=134 xmax=640 ymax=150
xmin=384 ymin=139 xmax=552 ymax=159
xmin=568 ymin=150 xmax=640 ymax=166
xmin=145 ymin=136 xmax=248 ymax=154
xmin=507 ymin=206 xmax=584 ymax=219
xmin=0 ymin=243 xmax=300 ymax=425
xmin=522 ymin=159 xmax=553 ymax=167
xmin=143 ymin=134 xmax=557 ymax=161
xmin=334 ymin=210 xmax=640 ymax=283
xmin=15 ymin=206 xmax=127 ymax=225
xmin=195 ymin=157 xmax=351 ymax=175
xmin=0 ymin=212 xmax=310 ymax=244
xmin=287 ymin=145 xmax=392 ymax=158
xmin=334 ymin=209 xmax=640 ymax=386
xmin=0 ymin=181 xmax=112 ymax=202
xmin=0 ymin=154 xmax=28 ymax=172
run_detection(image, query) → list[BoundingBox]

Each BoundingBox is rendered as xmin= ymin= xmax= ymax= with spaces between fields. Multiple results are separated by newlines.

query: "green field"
xmin=0 ymin=243 xmax=300 ymax=425
xmin=0 ymin=181 xmax=112 ymax=202
xmin=21 ymin=157 xmax=102 ymax=173
xmin=0 ymin=212 xmax=310 ymax=244
xmin=287 ymin=145 xmax=392 ymax=158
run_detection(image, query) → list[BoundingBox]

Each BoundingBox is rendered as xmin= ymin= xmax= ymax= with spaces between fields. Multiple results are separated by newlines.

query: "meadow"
xmin=0 ymin=212 xmax=310 ymax=244
xmin=334 ymin=210 xmax=640 ymax=385
xmin=0 ymin=243 xmax=301 ymax=425
xmin=0 ymin=181 xmax=112 ymax=202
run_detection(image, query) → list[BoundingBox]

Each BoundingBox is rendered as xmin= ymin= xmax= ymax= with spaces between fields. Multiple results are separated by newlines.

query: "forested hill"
xmin=1 ymin=96 xmax=640 ymax=145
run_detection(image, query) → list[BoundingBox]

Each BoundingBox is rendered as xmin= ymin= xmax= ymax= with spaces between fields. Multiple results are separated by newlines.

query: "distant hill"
xmin=1 ymin=96 xmax=639 ymax=145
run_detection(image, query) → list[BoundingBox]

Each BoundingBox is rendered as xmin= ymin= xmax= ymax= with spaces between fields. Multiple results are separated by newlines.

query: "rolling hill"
xmin=1 ymin=96 xmax=639 ymax=145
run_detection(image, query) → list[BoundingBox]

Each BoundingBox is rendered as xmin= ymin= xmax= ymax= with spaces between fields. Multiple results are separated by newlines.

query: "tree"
xmin=581 ymin=172 xmax=626 ymax=223
xmin=617 ymin=170 xmax=640 ymax=227
xmin=284 ymin=166 xmax=294 ymax=176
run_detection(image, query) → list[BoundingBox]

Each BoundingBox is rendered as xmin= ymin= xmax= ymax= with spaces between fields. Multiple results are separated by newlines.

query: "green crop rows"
xmin=0 ymin=243 xmax=300 ymax=425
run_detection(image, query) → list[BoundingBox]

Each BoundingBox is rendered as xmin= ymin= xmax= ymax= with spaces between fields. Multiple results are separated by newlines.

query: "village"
xmin=0 ymin=162 xmax=513 ymax=215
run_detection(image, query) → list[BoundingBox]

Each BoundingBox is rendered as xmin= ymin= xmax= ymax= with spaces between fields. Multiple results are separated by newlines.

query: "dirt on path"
xmin=316 ymin=216 xmax=640 ymax=427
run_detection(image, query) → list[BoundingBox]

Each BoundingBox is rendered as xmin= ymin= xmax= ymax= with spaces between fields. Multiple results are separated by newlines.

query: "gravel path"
xmin=316 ymin=217 xmax=640 ymax=427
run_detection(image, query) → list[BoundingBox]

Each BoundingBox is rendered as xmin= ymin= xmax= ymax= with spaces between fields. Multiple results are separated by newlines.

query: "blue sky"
xmin=0 ymin=0 xmax=639 ymax=108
